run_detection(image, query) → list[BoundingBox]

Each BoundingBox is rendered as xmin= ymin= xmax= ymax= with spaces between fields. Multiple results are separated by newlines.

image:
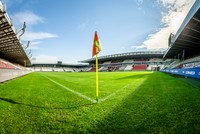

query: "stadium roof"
xmin=0 ymin=2 xmax=31 ymax=66
xmin=81 ymin=51 xmax=164 ymax=63
xmin=164 ymin=0 xmax=200 ymax=59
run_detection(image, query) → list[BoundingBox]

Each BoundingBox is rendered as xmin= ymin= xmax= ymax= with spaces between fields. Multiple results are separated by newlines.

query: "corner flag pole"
xmin=96 ymin=53 xmax=99 ymax=103
xmin=92 ymin=31 xmax=102 ymax=103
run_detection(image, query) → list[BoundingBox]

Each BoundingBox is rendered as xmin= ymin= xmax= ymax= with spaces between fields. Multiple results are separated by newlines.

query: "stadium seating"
xmin=118 ymin=65 xmax=127 ymax=71
xmin=167 ymin=59 xmax=180 ymax=69
xmin=132 ymin=64 xmax=147 ymax=70
xmin=100 ymin=66 xmax=108 ymax=71
xmin=103 ymin=61 xmax=111 ymax=64
xmin=122 ymin=59 xmax=133 ymax=63
xmin=149 ymin=58 xmax=164 ymax=62
xmin=134 ymin=59 xmax=148 ymax=62
xmin=34 ymin=67 xmax=41 ymax=71
xmin=108 ymin=67 xmax=119 ymax=71
xmin=41 ymin=67 xmax=53 ymax=72
xmin=90 ymin=67 xmax=96 ymax=72
xmin=124 ymin=65 xmax=133 ymax=71
xmin=84 ymin=67 xmax=92 ymax=72
xmin=98 ymin=66 xmax=104 ymax=71
xmin=53 ymin=68 xmax=64 ymax=72
xmin=177 ymin=56 xmax=200 ymax=69
xmin=0 ymin=59 xmax=16 ymax=69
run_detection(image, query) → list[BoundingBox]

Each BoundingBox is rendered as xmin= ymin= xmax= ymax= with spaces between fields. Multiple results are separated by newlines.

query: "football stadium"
xmin=0 ymin=0 xmax=200 ymax=133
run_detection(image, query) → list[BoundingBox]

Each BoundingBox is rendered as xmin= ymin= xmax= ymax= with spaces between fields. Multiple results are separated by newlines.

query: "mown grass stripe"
xmin=100 ymin=79 xmax=143 ymax=102
xmin=41 ymin=74 xmax=96 ymax=103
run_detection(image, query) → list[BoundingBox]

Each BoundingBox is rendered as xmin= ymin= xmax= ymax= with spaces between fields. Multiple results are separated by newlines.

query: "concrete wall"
xmin=0 ymin=69 xmax=32 ymax=83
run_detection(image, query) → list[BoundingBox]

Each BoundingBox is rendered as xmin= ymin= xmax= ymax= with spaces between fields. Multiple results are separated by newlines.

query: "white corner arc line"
xmin=41 ymin=75 xmax=96 ymax=103
xmin=100 ymin=79 xmax=143 ymax=102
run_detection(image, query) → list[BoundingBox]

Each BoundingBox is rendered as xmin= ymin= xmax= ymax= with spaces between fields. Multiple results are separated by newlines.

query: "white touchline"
xmin=41 ymin=74 xmax=96 ymax=103
xmin=100 ymin=79 xmax=144 ymax=102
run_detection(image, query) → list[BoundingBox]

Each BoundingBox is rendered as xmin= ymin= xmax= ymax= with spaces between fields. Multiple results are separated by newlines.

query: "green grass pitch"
xmin=0 ymin=71 xmax=200 ymax=133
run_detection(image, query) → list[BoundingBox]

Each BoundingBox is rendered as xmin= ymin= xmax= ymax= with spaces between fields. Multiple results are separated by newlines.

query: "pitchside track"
xmin=0 ymin=71 xmax=200 ymax=133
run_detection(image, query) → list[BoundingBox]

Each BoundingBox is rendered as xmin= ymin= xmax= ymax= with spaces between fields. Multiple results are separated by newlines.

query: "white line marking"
xmin=41 ymin=74 xmax=96 ymax=103
xmin=100 ymin=79 xmax=144 ymax=102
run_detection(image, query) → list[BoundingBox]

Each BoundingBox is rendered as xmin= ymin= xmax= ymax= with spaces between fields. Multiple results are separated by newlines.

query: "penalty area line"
xmin=41 ymin=74 xmax=96 ymax=103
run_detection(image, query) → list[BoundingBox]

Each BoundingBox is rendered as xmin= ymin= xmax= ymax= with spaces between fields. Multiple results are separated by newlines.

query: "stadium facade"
xmin=0 ymin=0 xmax=200 ymax=82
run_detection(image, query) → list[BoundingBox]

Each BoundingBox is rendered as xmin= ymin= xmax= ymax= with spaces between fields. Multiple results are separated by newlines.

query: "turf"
xmin=0 ymin=71 xmax=200 ymax=133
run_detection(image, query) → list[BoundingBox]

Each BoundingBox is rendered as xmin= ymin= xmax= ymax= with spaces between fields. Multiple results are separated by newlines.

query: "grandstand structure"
xmin=0 ymin=0 xmax=200 ymax=82
xmin=0 ymin=1 xmax=31 ymax=82
xmin=162 ymin=0 xmax=200 ymax=78
xmin=81 ymin=51 xmax=171 ymax=71
xmin=32 ymin=51 xmax=171 ymax=72
xmin=32 ymin=62 xmax=88 ymax=72
xmin=164 ymin=0 xmax=200 ymax=60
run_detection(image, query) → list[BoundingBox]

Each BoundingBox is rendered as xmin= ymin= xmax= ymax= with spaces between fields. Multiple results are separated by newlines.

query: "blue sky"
xmin=3 ymin=0 xmax=195 ymax=64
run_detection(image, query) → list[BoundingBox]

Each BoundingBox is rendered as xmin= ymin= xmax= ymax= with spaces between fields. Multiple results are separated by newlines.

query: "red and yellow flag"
xmin=92 ymin=31 xmax=102 ymax=57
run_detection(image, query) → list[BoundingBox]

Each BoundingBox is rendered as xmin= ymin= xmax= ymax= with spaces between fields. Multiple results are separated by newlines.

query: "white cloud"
xmin=138 ymin=0 xmax=195 ymax=50
xmin=32 ymin=55 xmax=59 ymax=64
xmin=12 ymin=11 xmax=44 ymax=26
xmin=22 ymin=31 xmax=58 ymax=41
xmin=12 ymin=11 xmax=58 ymax=41
xmin=142 ymin=27 xmax=171 ymax=50
xmin=28 ymin=41 xmax=42 ymax=50
xmin=136 ymin=44 xmax=146 ymax=49
xmin=31 ymin=41 xmax=42 ymax=45
xmin=157 ymin=0 xmax=194 ymax=10
xmin=11 ymin=10 xmax=59 ymax=54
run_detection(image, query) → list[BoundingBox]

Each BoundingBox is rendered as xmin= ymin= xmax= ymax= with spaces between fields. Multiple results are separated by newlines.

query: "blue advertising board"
xmin=161 ymin=68 xmax=200 ymax=79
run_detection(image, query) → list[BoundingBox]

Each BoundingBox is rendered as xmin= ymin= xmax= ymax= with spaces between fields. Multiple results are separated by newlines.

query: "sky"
xmin=3 ymin=0 xmax=196 ymax=64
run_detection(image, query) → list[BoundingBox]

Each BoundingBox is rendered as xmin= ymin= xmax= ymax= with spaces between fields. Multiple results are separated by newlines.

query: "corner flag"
xmin=92 ymin=31 xmax=102 ymax=57
xmin=92 ymin=31 xmax=102 ymax=103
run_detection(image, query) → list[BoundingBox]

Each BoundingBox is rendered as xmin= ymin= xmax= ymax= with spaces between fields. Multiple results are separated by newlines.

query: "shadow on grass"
xmin=115 ymin=73 xmax=152 ymax=80
xmin=89 ymin=72 xmax=200 ymax=133
xmin=0 ymin=97 xmax=95 ymax=109
xmin=0 ymin=97 xmax=21 ymax=104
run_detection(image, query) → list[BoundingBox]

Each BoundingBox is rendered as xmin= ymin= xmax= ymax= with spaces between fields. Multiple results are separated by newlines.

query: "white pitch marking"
xmin=41 ymin=74 xmax=96 ymax=103
xmin=100 ymin=79 xmax=144 ymax=102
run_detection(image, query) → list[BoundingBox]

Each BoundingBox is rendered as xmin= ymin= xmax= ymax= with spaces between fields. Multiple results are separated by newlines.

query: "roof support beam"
xmin=177 ymin=38 xmax=200 ymax=45
xmin=193 ymin=17 xmax=200 ymax=23
xmin=181 ymin=33 xmax=200 ymax=41
xmin=186 ymin=26 xmax=200 ymax=34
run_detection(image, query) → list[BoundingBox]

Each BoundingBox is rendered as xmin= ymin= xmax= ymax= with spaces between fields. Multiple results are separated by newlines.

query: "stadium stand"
xmin=63 ymin=67 xmax=74 ymax=72
xmin=99 ymin=66 xmax=108 ymax=71
xmin=122 ymin=59 xmax=133 ymax=63
xmin=31 ymin=63 xmax=86 ymax=72
xmin=118 ymin=65 xmax=127 ymax=71
xmin=81 ymin=51 xmax=167 ymax=72
xmin=1 ymin=0 xmax=199 ymax=81
xmin=0 ymin=2 xmax=31 ymax=66
xmin=41 ymin=67 xmax=53 ymax=72
xmin=53 ymin=67 xmax=64 ymax=72
xmin=103 ymin=61 xmax=111 ymax=64
xmin=0 ymin=59 xmax=14 ymax=69
xmin=124 ymin=65 xmax=133 ymax=71
xmin=89 ymin=67 xmax=96 ymax=72
xmin=0 ymin=1 xmax=32 ymax=82
xmin=132 ymin=64 xmax=147 ymax=71
xmin=162 ymin=0 xmax=200 ymax=79
xmin=169 ymin=56 xmax=200 ymax=69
